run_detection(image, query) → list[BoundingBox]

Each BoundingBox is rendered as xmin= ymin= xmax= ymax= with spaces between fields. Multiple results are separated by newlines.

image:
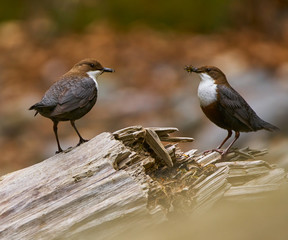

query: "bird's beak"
xmin=102 ymin=67 xmax=115 ymax=73
xmin=184 ymin=66 xmax=199 ymax=73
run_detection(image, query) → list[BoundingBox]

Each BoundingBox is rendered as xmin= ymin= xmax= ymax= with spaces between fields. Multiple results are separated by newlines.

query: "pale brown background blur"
xmin=0 ymin=0 xmax=288 ymax=175
xmin=115 ymin=188 xmax=288 ymax=240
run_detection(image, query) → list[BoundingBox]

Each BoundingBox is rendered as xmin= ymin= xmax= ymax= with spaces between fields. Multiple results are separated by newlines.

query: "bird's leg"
xmin=221 ymin=131 xmax=240 ymax=155
xmin=70 ymin=120 xmax=88 ymax=146
xmin=204 ymin=130 xmax=232 ymax=155
xmin=53 ymin=121 xmax=63 ymax=154
xmin=217 ymin=130 xmax=232 ymax=149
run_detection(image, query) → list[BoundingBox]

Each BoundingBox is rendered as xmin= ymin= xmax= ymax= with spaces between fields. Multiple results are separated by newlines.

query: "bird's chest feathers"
xmin=197 ymin=74 xmax=218 ymax=107
xmin=87 ymin=70 xmax=102 ymax=89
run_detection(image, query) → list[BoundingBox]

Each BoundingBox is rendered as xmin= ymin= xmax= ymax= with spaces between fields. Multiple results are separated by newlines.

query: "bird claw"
xmin=204 ymin=148 xmax=227 ymax=155
xmin=77 ymin=138 xmax=89 ymax=146
xmin=55 ymin=149 xmax=63 ymax=154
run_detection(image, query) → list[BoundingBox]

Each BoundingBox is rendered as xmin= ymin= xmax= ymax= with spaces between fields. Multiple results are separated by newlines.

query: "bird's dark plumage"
xmin=30 ymin=76 xmax=98 ymax=120
xmin=216 ymin=84 xmax=278 ymax=132
xmin=29 ymin=58 xmax=114 ymax=153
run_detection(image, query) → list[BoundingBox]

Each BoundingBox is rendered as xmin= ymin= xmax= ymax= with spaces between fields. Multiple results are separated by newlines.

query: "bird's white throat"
xmin=87 ymin=70 xmax=102 ymax=89
xmin=197 ymin=73 xmax=217 ymax=107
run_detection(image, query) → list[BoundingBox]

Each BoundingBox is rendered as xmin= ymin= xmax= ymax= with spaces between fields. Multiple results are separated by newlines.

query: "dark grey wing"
xmin=217 ymin=84 xmax=257 ymax=131
xmin=50 ymin=76 xmax=97 ymax=116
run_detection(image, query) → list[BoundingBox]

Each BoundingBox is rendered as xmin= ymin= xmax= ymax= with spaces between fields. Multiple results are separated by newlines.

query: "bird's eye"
xmin=206 ymin=68 xmax=211 ymax=72
xmin=89 ymin=63 xmax=95 ymax=68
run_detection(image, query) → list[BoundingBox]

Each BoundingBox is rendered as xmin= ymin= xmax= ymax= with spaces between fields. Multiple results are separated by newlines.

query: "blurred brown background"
xmin=0 ymin=0 xmax=288 ymax=175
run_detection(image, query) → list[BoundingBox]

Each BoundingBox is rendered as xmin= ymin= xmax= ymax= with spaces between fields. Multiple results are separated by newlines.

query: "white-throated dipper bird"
xmin=185 ymin=65 xmax=278 ymax=155
xmin=29 ymin=58 xmax=114 ymax=153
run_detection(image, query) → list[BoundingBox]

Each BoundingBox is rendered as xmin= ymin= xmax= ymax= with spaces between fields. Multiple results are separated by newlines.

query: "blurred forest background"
xmin=0 ymin=0 xmax=288 ymax=175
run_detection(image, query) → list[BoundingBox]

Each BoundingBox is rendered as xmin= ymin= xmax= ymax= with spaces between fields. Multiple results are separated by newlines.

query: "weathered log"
xmin=0 ymin=126 xmax=286 ymax=240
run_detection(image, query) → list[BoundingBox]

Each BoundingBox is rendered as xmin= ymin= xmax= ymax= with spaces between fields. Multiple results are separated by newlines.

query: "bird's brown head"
xmin=70 ymin=58 xmax=114 ymax=77
xmin=185 ymin=65 xmax=228 ymax=85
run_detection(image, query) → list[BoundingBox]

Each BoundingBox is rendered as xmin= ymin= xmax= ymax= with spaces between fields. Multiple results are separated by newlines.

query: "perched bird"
xmin=185 ymin=65 xmax=278 ymax=155
xmin=29 ymin=58 xmax=114 ymax=153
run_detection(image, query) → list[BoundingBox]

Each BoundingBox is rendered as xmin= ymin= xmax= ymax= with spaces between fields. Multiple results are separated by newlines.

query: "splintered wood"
xmin=113 ymin=126 xmax=194 ymax=168
xmin=113 ymin=126 xmax=287 ymax=214
xmin=0 ymin=126 xmax=286 ymax=240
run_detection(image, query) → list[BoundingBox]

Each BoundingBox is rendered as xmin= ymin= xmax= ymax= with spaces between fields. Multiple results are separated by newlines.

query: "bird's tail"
xmin=29 ymin=103 xmax=42 ymax=116
xmin=260 ymin=119 xmax=279 ymax=132
xmin=29 ymin=102 xmax=55 ymax=117
xmin=29 ymin=104 xmax=36 ymax=111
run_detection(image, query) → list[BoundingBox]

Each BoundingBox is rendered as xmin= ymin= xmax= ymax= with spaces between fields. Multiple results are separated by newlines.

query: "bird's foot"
xmin=55 ymin=148 xmax=63 ymax=154
xmin=204 ymin=148 xmax=227 ymax=155
xmin=77 ymin=138 xmax=89 ymax=146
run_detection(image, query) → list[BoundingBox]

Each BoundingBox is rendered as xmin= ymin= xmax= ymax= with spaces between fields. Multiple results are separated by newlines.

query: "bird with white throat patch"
xmin=29 ymin=58 xmax=114 ymax=153
xmin=185 ymin=65 xmax=278 ymax=155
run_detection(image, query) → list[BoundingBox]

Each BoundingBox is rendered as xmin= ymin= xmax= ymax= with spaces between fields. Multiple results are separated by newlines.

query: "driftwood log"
xmin=0 ymin=126 xmax=287 ymax=240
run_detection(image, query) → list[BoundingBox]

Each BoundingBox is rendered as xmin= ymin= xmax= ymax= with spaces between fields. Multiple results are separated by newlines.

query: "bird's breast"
xmin=197 ymin=80 xmax=218 ymax=107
